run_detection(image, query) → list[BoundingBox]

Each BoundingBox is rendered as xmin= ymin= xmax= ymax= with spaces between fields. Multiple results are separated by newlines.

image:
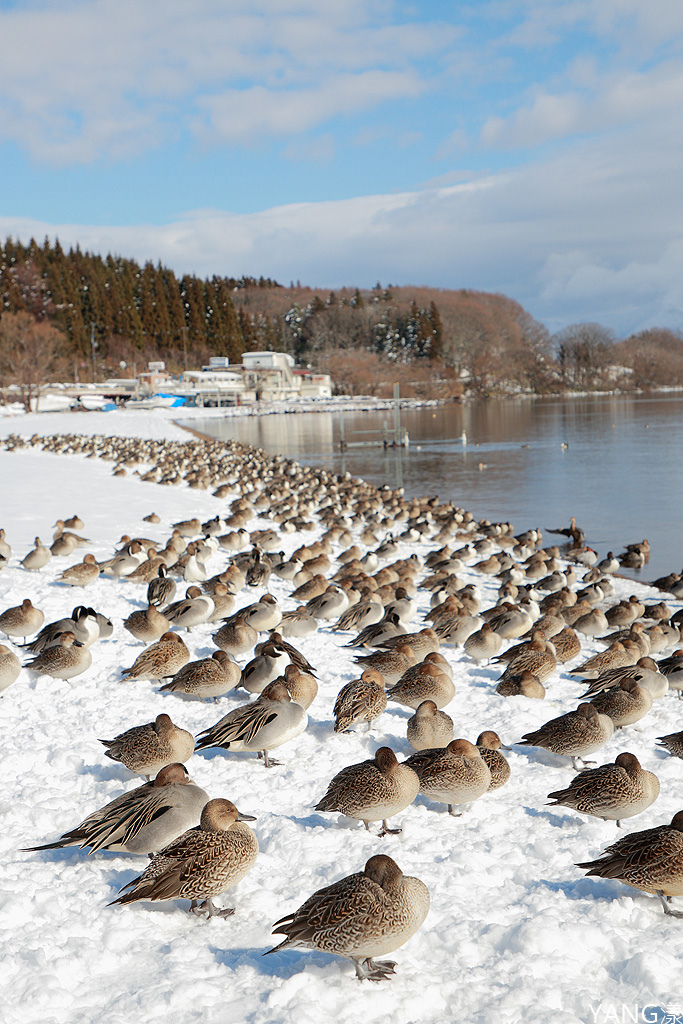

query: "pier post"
xmin=393 ymin=383 xmax=401 ymax=445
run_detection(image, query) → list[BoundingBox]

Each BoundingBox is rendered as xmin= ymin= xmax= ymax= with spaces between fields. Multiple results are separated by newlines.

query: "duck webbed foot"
xmin=657 ymin=891 xmax=683 ymax=918
xmin=190 ymin=898 xmax=235 ymax=919
xmin=377 ymin=819 xmax=402 ymax=836
xmin=353 ymin=957 xmax=397 ymax=982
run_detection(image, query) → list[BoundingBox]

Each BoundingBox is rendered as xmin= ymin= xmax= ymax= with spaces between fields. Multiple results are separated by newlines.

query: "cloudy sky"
xmin=1 ymin=0 xmax=682 ymax=335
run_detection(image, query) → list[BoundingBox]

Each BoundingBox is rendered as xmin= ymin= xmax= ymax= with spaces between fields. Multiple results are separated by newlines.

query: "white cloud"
xmin=2 ymin=111 xmax=681 ymax=336
xmin=480 ymin=60 xmax=683 ymax=148
xmin=0 ymin=0 xmax=453 ymax=163
xmin=497 ymin=0 xmax=683 ymax=54
xmin=194 ymin=72 xmax=424 ymax=144
xmin=481 ymin=94 xmax=583 ymax=147
xmin=1 ymin=0 xmax=678 ymax=169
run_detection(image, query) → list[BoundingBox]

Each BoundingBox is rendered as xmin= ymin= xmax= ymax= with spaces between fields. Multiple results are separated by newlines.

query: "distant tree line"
xmin=1 ymin=236 xmax=681 ymax=399
xmin=0 ymin=237 xmax=279 ymax=375
xmin=233 ymin=283 xmax=556 ymax=396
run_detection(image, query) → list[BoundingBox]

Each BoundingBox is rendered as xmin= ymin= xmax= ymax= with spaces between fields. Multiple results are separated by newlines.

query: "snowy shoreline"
xmin=1 ymin=411 xmax=682 ymax=1024
xmin=0 ymin=393 xmax=443 ymax=424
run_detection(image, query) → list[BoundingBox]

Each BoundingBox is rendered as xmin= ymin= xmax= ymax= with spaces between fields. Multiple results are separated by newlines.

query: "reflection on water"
xmin=185 ymin=393 xmax=683 ymax=583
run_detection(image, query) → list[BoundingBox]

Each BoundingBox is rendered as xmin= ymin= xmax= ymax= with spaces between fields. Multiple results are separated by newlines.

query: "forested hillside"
xmin=1 ymin=237 xmax=681 ymax=398
xmin=0 ymin=237 xmax=260 ymax=370
xmin=0 ymin=238 xmax=550 ymax=392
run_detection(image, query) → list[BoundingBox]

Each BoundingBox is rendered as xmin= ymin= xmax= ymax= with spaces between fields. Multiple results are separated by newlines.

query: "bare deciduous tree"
xmin=553 ymin=322 xmax=615 ymax=386
xmin=0 ymin=311 xmax=65 ymax=411
xmin=612 ymin=328 xmax=683 ymax=387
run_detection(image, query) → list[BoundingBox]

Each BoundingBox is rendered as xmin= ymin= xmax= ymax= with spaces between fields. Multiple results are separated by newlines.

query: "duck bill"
xmin=237 ymin=811 xmax=257 ymax=821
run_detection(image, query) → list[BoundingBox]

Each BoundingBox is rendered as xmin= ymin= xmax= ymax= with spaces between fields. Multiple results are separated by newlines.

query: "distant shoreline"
xmin=3 ymin=383 xmax=683 ymax=424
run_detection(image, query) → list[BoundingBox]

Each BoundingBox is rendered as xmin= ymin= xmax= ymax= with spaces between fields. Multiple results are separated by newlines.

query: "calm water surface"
xmin=186 ymin=394 xmax=683 ymax=584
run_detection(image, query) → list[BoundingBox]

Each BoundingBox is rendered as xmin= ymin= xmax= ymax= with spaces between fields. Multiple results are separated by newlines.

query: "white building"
xmin=180 ymin=353 xmax=331 ymax=404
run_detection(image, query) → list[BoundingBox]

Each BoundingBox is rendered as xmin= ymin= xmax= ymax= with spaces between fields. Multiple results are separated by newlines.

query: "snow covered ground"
xmin=1 ymin=410 xmax=682 ymax=1024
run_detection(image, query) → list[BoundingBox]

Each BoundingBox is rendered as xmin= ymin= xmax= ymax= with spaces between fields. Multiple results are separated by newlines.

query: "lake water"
xmin=185 ymin=393 xmax=683 ymax=585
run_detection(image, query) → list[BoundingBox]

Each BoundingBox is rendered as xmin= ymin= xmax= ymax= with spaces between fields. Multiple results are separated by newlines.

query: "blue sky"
xmin=1 ymin=0 xmax=682 ymax=335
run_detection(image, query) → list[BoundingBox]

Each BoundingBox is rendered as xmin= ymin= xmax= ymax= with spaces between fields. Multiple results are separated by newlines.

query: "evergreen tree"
xmin=0 ymin=236 xmax=246 ymax=370
xmin=428 ymin=301 xmax=443 ymax=359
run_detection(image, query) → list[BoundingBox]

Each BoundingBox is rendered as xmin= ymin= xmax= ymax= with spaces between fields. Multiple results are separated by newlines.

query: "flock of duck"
xmin=3 ymin=428 xmax=683 ymax=984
